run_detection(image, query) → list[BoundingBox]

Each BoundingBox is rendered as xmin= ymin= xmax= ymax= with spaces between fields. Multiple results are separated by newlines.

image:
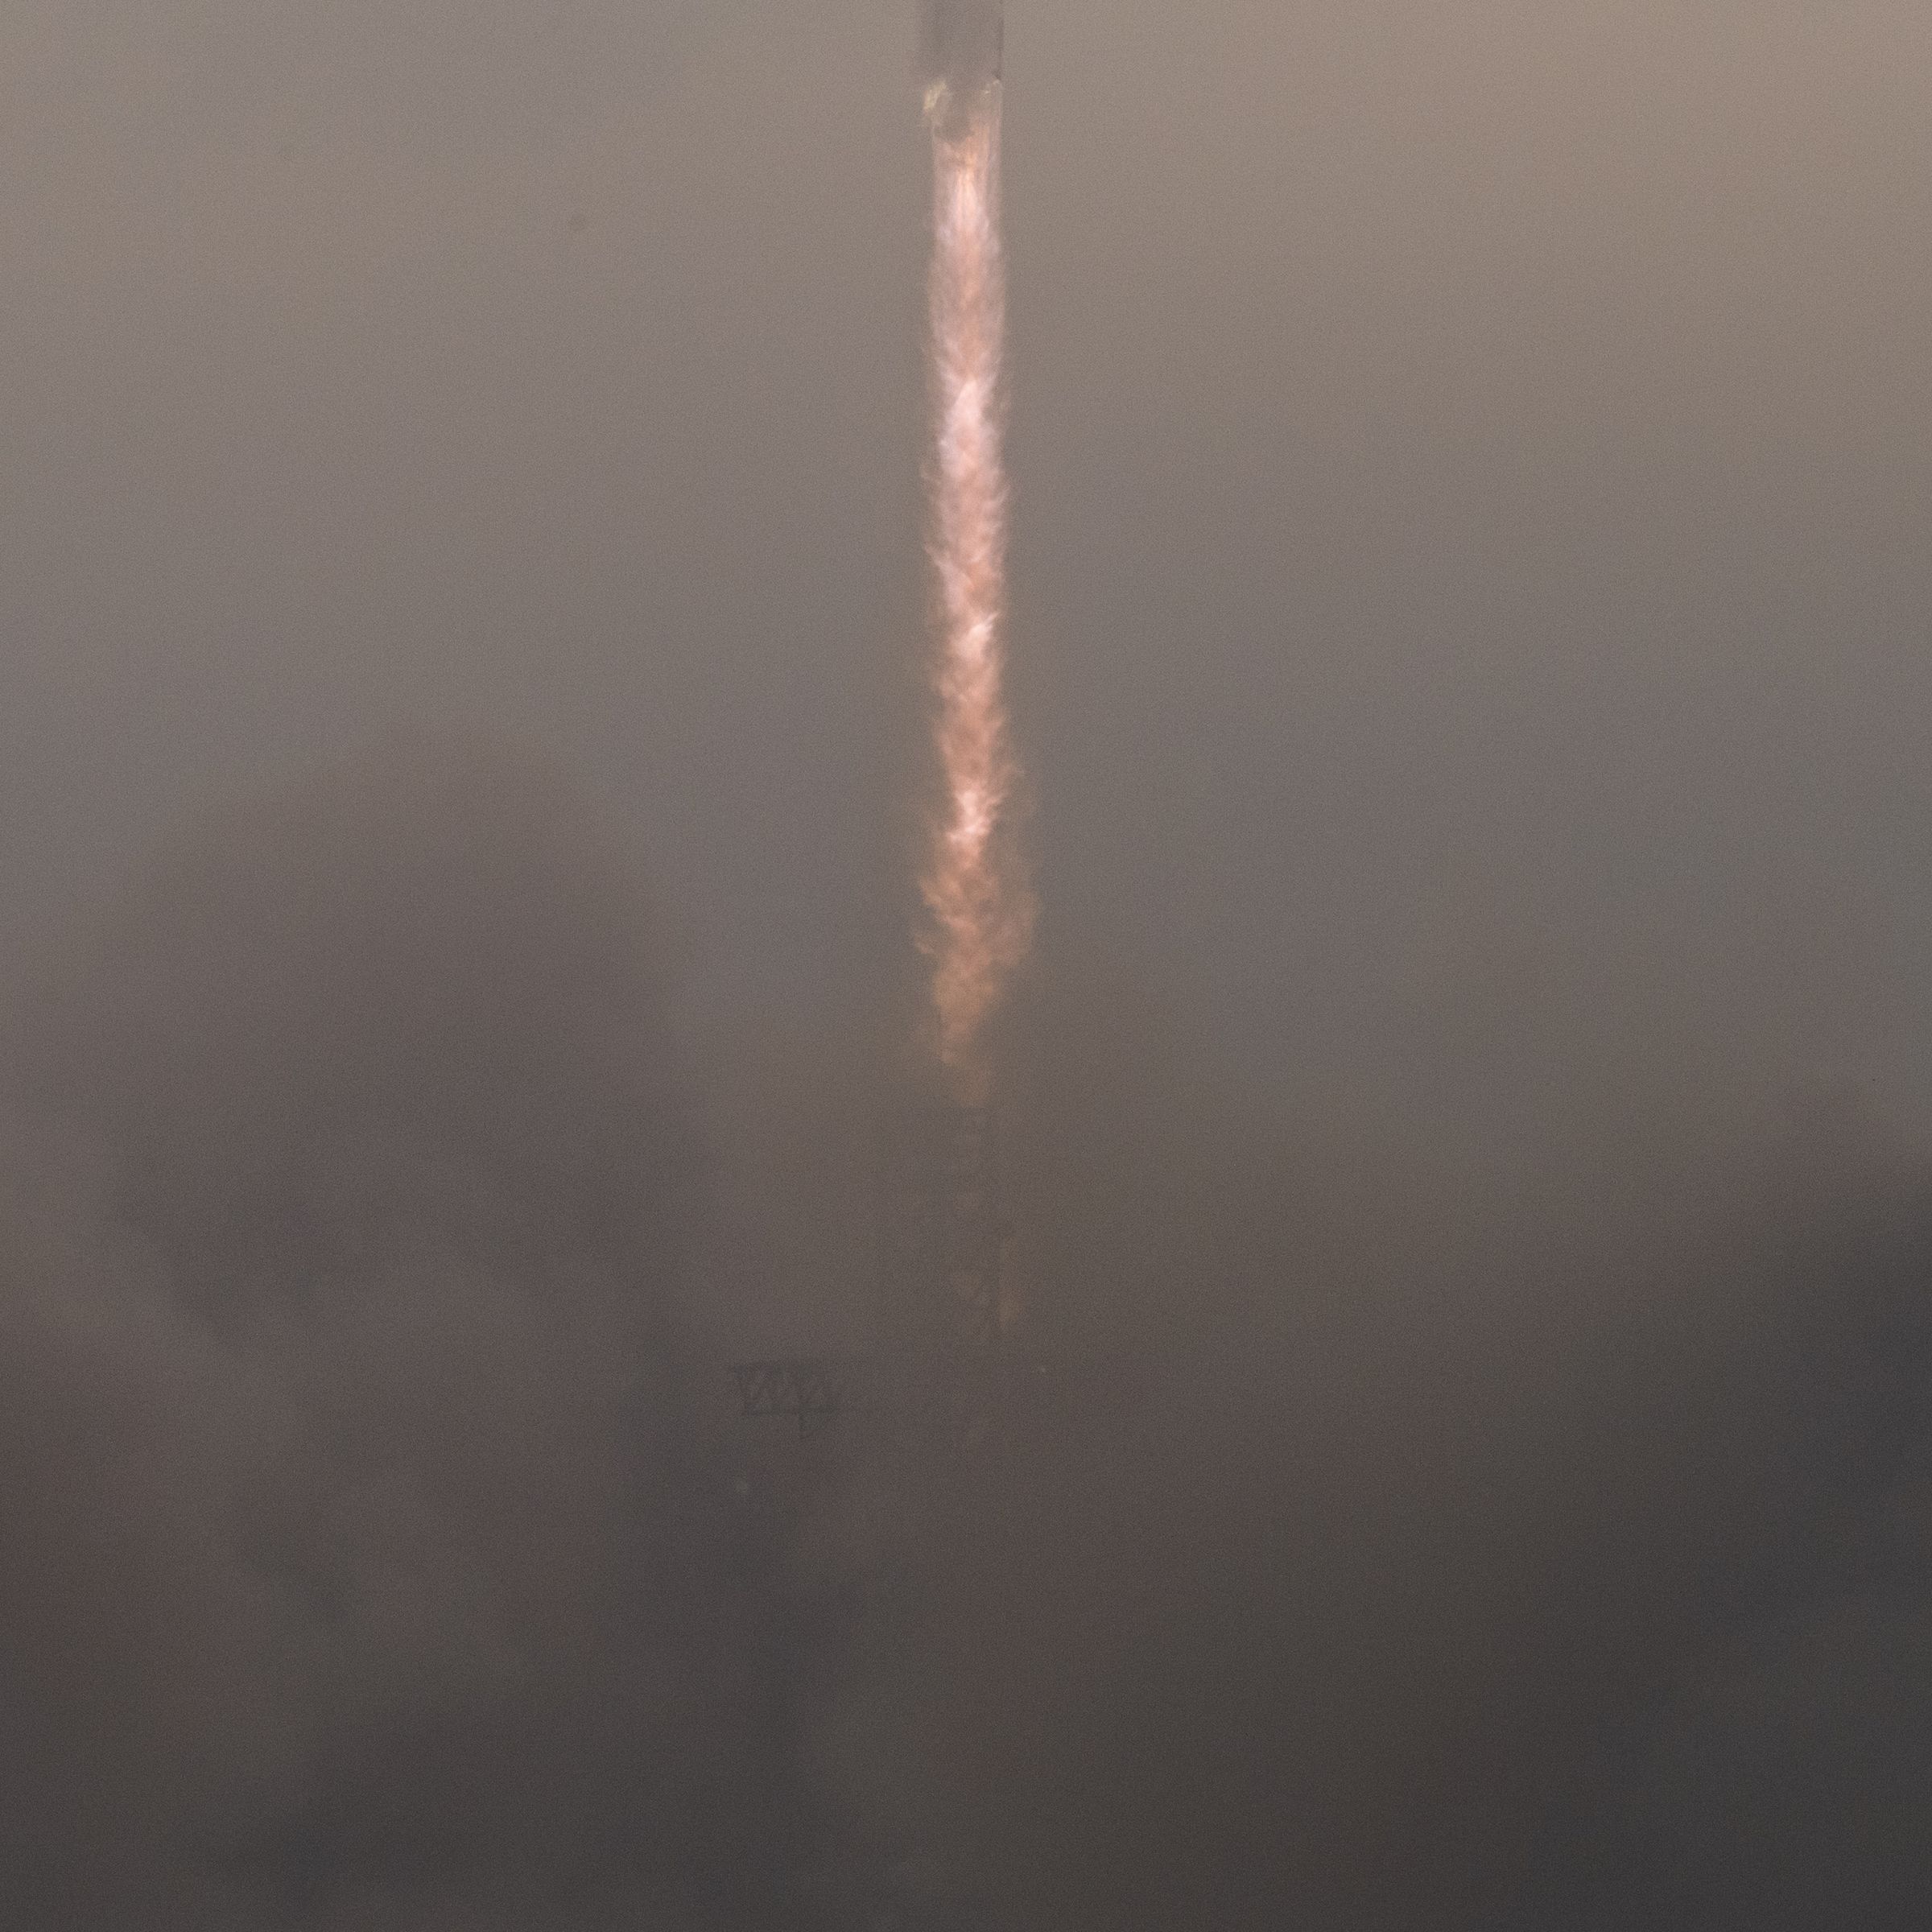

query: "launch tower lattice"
xmin=731 ymin=1101 xmax=1009 ymax=1445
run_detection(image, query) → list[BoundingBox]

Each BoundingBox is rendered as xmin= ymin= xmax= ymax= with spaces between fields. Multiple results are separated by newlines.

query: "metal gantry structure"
xmin=730 ymin=1100 xmax=1010 ymax=1447
xmin=728 ymin=1356 xmax=876 ymax=1439
xmin=724 ymin=1099 xmax=1016 ymax=1929
xmin=877 ymin=1101 xmax=1007 ymax=1444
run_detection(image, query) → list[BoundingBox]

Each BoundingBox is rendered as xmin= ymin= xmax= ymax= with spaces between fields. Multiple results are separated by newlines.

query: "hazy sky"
xmin=5 ymin=9 xmax=1932 ymax=1926
xmin=6 ymin=1 xmax=1932 ymax=1124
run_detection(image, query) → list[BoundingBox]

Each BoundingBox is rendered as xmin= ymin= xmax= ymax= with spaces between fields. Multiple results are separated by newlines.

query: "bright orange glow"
xmin=919 ymin=88 xmax=1033 ymax=1100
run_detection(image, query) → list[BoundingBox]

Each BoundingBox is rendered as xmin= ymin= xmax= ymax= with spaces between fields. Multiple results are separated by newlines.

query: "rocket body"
xmin=920 ymin=0 xmax=1003 ymax=138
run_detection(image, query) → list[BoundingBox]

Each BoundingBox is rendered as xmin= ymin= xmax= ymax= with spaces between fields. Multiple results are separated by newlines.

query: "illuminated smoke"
xmin=919 ymin=45 xmax=1033 ymax=1099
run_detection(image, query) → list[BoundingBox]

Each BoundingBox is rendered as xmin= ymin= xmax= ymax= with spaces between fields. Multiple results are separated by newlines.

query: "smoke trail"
xmin=918 ymin=3 xmax=1033 ymax=1099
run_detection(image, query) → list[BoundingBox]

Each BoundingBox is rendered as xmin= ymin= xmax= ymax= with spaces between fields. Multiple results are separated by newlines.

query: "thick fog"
xmin=2 ymin=3 xmax=1931 ymax=1927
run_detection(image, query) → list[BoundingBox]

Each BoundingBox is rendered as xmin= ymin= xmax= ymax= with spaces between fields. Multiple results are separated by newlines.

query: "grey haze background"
xmin=2 ymin=2 xmax=1932 ymax=1926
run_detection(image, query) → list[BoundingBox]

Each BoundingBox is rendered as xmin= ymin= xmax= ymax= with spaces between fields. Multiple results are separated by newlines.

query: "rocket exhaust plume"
xmin=917 ymin=0 xmax=1032 ymax=1101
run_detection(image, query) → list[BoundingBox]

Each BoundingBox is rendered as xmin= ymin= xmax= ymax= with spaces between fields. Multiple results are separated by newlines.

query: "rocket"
xmin=920 ymin=0 xmax=1002 ymax=137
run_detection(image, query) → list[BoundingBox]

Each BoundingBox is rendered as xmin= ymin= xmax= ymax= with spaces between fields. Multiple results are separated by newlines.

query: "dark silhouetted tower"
xmin=877 ymin=1101 xmax=1008 ymax=1445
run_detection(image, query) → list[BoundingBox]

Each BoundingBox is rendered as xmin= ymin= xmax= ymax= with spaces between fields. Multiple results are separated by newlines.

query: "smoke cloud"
xmin=0 ymin=746 xmax=799 ymax=1928
xmin=2 ymin=748 xmax=1930 ymax=1927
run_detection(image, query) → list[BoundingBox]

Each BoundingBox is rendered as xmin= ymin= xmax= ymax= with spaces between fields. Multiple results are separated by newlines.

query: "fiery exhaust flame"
xmin=919 ymin=80 xmax=1033 ymax=1100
